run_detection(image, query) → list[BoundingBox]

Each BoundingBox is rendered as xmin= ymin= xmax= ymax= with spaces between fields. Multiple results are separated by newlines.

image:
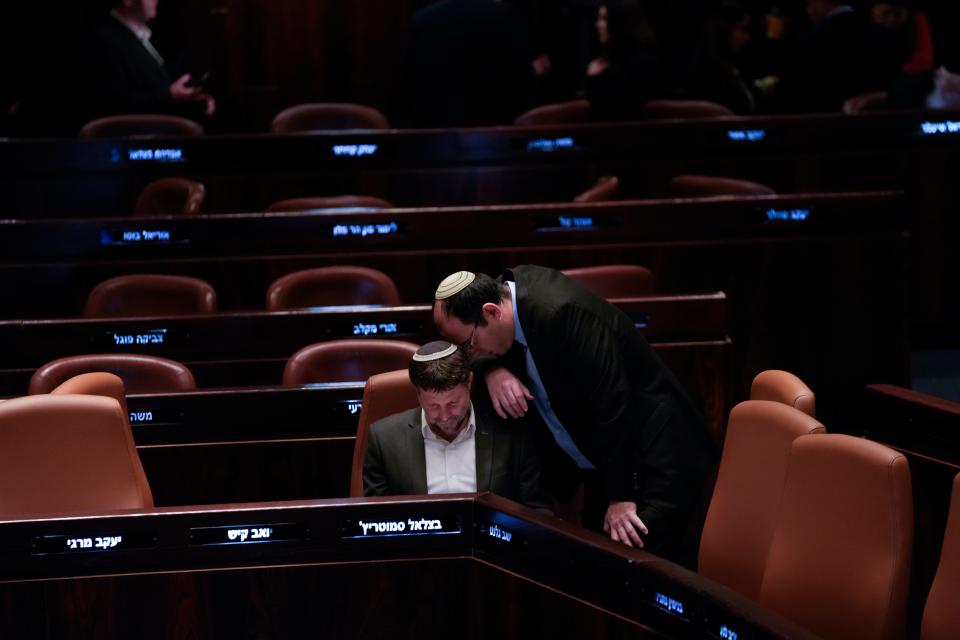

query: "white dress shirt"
xmin=110 ymin=9 xmax=165 ymax=67
xmin=421 ymin=404 xmax=477 ymax=494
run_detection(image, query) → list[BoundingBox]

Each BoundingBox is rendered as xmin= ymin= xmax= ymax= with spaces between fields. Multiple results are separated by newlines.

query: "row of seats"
xmin=1 ymin=368 xmax=955 ymax=638
xmin=77 ymin=98 xmax=740 ymax=138
xmin=129 ymin=173 xmax=774 ymax=217
xmin=79 ymin=264 xmax=657 ymax=318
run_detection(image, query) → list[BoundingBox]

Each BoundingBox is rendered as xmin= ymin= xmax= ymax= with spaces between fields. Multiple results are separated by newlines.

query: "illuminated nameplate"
xmin=726 ymin=129 xmax=766 ymax=142
xmin=765 ymin=208 xmax=810 ymax=222
xmin=535 ymin=214 xmax=616 ymax=232
xmin=128 ymin=408 xmax=182 ymax=425
xmin=99 ymin=328 xmax=169 ymax=348
xmin=126 ymin=147 xmax=185 ymax=163
xmin=188 ymin=523 xmax=309 ymax=546
xmin=100 ymin=229 xmax=178 ymax=246
xmin=651 ymin=591 xmax=689 ymax=620
xmin=718 ymin=624 xmax=740 ymax=640
xmin=332 ymin=144 xmax=378 ymax=157
xmin=478 ymin=522 xmax=525 ymax=546
xmin=352 ymin=321 xmax=399 ymax=336
xmin=31 ymin=532 xmax=157 ymax=555
xmin=332 ymin=221 xmax=402 ymax=238
xmin=525 ymin=137 xmax=576 ymax=152
xmin=341 ymin=515 xmax=461 ymax=539
xmin=919 ymin=120 xmax=960 ymax=136
xmin=340 ymin=399 xmax=363 ymax=416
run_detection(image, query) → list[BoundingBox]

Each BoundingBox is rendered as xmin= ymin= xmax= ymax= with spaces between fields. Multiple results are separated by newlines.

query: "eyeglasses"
xmin=456 ymin=324 xmax=477 ymax=351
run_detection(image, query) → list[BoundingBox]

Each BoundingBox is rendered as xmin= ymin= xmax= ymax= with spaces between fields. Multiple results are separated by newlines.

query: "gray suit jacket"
xmin=363 ymin=393 xmax=550 ymax=511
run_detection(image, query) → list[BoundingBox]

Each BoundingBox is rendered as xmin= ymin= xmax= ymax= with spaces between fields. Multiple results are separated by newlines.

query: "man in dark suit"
xmin=86 ymin=0 xmax=214 ymax=120
xmin=432 ymin=266 xmax=716 ymax=566
xmin=363 ymin=341 xmax=550 ymax=511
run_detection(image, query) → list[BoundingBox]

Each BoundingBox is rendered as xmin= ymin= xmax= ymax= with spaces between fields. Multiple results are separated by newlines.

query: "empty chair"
xmin=573 ymin=176 xmax=620 ymax=203
xmin=29 ymin=354 xmax=196 ymax=395
xmin=699 ymin=400 xmax=825 ymax=601
xmin=283 ymin=339 xmax=419 ymax=385
xmin=0 ymin=394 xmax=153 ymax=517
xmin=513 ymin=99 xmax=592 ymax=126
xmin=562 ymin=264 xmax=656 ymax=298
xmin=79 ymin=114 xmax=204 ymax=138
xmin=266 ymin=195 xmax=393 ymax=213
xmin=350 ymin=369 xmax=419 ymax=497
xmin=750 ymin=370 xmax=815 ymax=417
xmin=669 ymin=174 xmax=776 ymax=197
xmin=84 ymin=274 xmax=217 ymax=318
xmin=921 ymin=472 xmax=960 ymax=640
xmin=133 ymin=177 xmax=207 ymax=216
xmin=266 ymin=266 xmax=401 ymax=311
xmin=759 ymin=434 xmax=913 ymax=640
xmin=640 ymin=99 xmax=735 ymax=120
xmin=270 ymin=103 xmax=390 ymax=133
xmin=49 ymin=371 xmax=131 ymax=416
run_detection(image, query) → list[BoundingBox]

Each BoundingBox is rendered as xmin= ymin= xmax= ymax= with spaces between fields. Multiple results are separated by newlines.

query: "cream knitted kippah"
xmin=435 ymin=271 xmax=475 ymax=300
xmin=412 ymin=341 xmax=458 ymax=362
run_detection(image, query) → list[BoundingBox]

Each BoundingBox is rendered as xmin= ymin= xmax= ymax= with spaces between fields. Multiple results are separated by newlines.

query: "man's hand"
xmin=603 ymin=501 xmax=648 ymax=548
xmin=169 ymin=73 xmax=201 ymax=101
xmin=486 ymin=367 xmax=533 ymax=419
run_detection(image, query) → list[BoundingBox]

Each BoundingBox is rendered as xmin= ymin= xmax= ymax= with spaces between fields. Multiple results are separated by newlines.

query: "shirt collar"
xmin=506 ymin=280 xmax=526 ymax=347
xmin=421 ymin=402 xmax=476 ymax=445
xmin=110 ymin=9 xmax=153 ymax=42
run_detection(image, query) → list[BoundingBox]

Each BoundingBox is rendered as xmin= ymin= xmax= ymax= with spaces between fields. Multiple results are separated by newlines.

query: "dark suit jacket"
xmin=363 ymin=392 xmax=551 ymax=511
xmin=501 ymin=265 xmax=716 ymax=559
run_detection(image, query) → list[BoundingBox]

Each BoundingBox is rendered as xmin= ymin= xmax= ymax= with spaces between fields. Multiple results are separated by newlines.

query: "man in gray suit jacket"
xmin=363 ymin=341 xmax=550 ymax=511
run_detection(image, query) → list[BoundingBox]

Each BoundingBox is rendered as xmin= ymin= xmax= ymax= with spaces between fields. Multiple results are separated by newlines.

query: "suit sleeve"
xmin=515 ymin=419 xmax=553 ymax=513
xmin=551 ymin=303 xmax=701 ymax=540
xmin=362 ymin=423 xmax=390 ymax=497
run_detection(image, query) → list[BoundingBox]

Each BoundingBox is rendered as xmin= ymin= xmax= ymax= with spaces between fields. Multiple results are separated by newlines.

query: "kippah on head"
xmin=412 ymin=341 xmax=458 ymax=362
xmin=435 ymin=271 xmax=475 ymax=300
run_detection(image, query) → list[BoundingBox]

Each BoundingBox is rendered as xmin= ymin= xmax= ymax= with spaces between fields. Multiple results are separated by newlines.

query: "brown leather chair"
xmin=699 ymin=400 xmax=825 ymax=601
xmin=759 ymin=434 xmax=913 ymax=640
xmin=266 ymin=266 xmax=401 ymax=311
xmin=750 ymin=370 xmax=815 ymax=418
xmin=513 ymin=99 xmax=592 ymax=126
xmin=349 ymin=369 xmax=419 ymax=497
xmin=669 ymin=174 xmax=776 ymax=197
xmin=79 ymin=114 xmax=204 ymax=138
xmin=266 ymin=195 xmax=393 ymax=212
xmin=133 ymin=177 xmax=206 ymax=216
xmin=0 ymin=394 xmax=153 ymax=517
xmin=29 ymin=354 xmax=196 ymax=395
xmin=49 ymin=371 xmax=131 ymax=417
xmin=562 ymin=264 xmax=656 ymax=298
xmin=84 ymin=274 xmax=217 ymax=318
xmin=640 ymin=99 xmax=736 ymax=120
xmin=283 ymin=339 xmax=419 ymax=386
xmin=270 ymin=103 xmax=390 ymax=133
xmin=921 ymin=472 xmax=960 ymax=640
xmin=573 ymin=176 xmax=621 ymax=203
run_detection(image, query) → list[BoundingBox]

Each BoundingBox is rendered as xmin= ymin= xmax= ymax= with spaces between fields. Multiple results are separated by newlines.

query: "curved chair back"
xmin=759 ymin=434 xmax=913 ymax=640
xmin=573 ymin=176 xmax=621 ymax=203
xmin=0 ymin=394 xmax=153 ymax=517
xmin=49 ymin=371 xmax=131 ymax=417
xmin=283 ymin=339 xmax=419 ymax=385
xmin=134 ymin=177 xmax=206 ymax=216
xmin=29 ymin=354 xmax=196 ymax=395
xmin=669 ymin=174 xmax=776 ymax=197
xmin=640 ymin=99 xmax=735 ymax=120
xmin=699 ymin=400 xmax=825 ymax=600
xmin=271 ymin=103 xmax=390 ymax=133
xmin=84 ymin=274 xmax=217 ymax=318
xmin=266 ymin=195 xmax=393 ymax=212
xmin=79 ymin=114 xmax=204 ymax=138
xmin=562 ymin=264 xmax=656 ymax=298
xmin=750 ymin=370 xmax=815 ymax=418
xmin=921 ymin=473 xmax=960 ymax=640
xmin=266 ymin=266 xmax=401 ymax=311
xmin=514 ymin=99 xmax=592 ymax=126
xmin=350 ymin=369 xmax=419 ymax=497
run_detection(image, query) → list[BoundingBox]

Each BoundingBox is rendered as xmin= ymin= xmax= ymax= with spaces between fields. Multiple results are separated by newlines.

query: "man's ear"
xmin=466 ymin=372 xmax=474 ymax=390
xmin=481 ymin=302 xmax=501 ymax=321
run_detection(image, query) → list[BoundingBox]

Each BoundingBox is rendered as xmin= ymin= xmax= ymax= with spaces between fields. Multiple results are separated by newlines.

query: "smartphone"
xmin=185 ymin=72 xmax=212 ymax=90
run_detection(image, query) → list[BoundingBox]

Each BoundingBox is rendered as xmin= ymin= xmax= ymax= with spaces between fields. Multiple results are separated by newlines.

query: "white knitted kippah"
xmin=435 ymin=271 xmax=475 ymax=300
